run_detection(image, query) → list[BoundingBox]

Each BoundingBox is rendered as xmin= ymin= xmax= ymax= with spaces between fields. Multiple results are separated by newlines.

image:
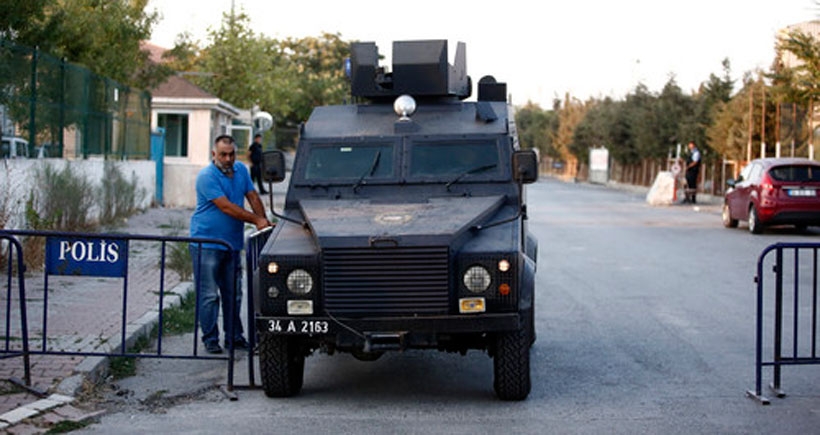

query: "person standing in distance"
xmin=684 ymin=141 xmax=701 ymax=204
xmin=190 ymin=134 xmax=272 ymax=354
xmin=249 ymin=133 xmax=268 ymax=194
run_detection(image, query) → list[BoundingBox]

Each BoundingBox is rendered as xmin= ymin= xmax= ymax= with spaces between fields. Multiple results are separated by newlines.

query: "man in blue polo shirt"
xmin=190 ymin=134 xmax=272 ymax=354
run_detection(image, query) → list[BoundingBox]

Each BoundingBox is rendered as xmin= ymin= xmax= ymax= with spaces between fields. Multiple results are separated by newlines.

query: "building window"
xmin=158 ymin=113 xmax=188 ymax=157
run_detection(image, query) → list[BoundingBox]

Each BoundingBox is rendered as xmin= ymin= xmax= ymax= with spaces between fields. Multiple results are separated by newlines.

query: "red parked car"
xmin=723 ymin=158 xmax=820 ymax=234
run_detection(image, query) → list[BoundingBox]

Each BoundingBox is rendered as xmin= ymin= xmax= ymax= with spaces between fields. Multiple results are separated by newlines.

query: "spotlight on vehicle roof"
xmin=393 ymin=95 xmax=416 ymax=121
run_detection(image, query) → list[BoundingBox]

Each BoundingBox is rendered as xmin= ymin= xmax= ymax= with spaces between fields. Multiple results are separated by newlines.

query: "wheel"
xmin=722 ymin=204 xmax=738 ymax=228
xmin=493 ymin=324 xmax=531 ymax=401
xmin=748 ymin=206 xmax=763 ymax=234
xmin=259 ymin=333 xmax=305 ymax=397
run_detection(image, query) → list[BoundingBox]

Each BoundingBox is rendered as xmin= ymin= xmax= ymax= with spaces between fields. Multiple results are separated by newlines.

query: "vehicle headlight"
xmin=286 ymin=269 xmax=313 ymax=294
xmin=463 ymin=265 xmax=491 ymax=293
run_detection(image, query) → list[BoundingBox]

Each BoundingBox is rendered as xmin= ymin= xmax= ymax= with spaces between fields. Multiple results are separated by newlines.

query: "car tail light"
xmin=760 ymin=173 xmax=775 ymax=192
xmin=759 ymin=172 xmax=778 ymax=207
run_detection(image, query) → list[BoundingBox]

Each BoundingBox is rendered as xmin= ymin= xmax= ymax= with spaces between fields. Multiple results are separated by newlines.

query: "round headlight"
xmin=463 ymin=265 xmax=491 ymax=293
xmin=286 ymin=269 xmax=313 ymax=294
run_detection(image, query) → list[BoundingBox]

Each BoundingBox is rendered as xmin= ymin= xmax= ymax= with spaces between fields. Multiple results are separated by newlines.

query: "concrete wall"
xmin=2 ymin=153 xmax=291 ymax=229
xmin=0 ymin=158 xmax=155 ymax=229
xmin=163 ymin=161 xmax=203 ymax=208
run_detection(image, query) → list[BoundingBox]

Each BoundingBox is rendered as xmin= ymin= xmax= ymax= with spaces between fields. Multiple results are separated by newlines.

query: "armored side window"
xmin=409 ymin=141 xmax=499 ymax=177
xmin=304 ymin=143 xmax=394 ymax=180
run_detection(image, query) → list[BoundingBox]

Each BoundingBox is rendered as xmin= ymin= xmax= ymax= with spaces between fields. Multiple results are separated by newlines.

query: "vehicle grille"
xmin=323 ymin=246 xmax=449 ymax=316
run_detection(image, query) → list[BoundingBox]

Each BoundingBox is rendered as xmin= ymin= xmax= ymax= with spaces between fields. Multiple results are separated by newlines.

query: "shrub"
xmin=32 ymin=161 xmax=96 ymax=232
xmin=99 ymin=160 xmax=145 ymax=226
xmin=162 ymin=219 xmax=192 ymax=281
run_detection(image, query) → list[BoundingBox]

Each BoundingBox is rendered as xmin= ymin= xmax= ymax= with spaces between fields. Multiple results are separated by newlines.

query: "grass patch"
xmin=107 ymin=290 xmax=195 ymax=380
xmin=162 ymin=290 xmax=196 ymax=336
xmin=46 ymin=420 xmax=91 ymax=433
xmin=107 ymin=328 xmax=154 ymax=380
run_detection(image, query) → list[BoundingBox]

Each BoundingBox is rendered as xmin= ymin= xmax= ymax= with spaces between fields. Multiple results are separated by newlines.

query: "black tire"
xmin=259 ymin=333 xmax=305 ymax=397
xmin=749 ymin=206 xmax=763 ymax=234
xmin=722 ymin=204 xmax=738 ymax=228
xmin=493 ymin=325 xmax=531 ymax=401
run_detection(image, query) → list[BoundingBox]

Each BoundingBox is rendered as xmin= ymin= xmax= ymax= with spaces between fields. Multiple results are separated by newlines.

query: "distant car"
xmin=34 ymin=143 xmax=61 ymax=158
xmin=722 ymin=158 xmax=820 ymax=234
xmin=1 ymin=136 xmax=29 ymax=158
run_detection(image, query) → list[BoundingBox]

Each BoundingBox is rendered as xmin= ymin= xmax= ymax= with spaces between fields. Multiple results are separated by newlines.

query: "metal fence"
xmin=1 ymin=234 xmax=32 ymax=388
xmin=0 ymin=230 xmax=244 ymax=397
xmin=748 ymin=242 xmax=820 ymax=405
xmin=242 ymin=226 xmax=274 ymax=388
xmin=0 ymin=39 xmax=151 ymax=159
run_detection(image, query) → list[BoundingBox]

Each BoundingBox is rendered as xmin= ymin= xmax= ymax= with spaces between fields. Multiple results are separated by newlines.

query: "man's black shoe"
xmin=205 ymin=341 xmax=223 ymax=354
xmin=226 ymin=338 xmax=251 ymax=351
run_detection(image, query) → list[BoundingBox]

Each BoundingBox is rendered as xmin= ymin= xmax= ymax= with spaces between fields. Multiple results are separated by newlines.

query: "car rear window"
xmin=768 ymin=165 xmax=820 ymax=182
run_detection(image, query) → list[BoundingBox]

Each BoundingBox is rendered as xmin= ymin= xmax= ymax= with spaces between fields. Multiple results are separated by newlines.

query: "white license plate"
xmin=267 ymin=319 xmax=329 ymax=335
xmin=788 ymin=189 xmax=816 ymax=197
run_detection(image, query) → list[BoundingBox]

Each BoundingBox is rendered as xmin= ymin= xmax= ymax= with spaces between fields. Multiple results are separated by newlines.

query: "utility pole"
xmin=747 ymin=88 xmax=753 ymax=163
xmin=760 ymin=85 xmax=766 ymax=159
xmin=792 ymin=103 xmax=797 ymax=157
xmin=775 ymin=99 xmax=781 ymax=158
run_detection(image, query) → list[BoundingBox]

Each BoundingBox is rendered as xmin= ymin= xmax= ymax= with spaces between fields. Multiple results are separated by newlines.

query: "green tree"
xmin=552 ymin=93 xmax=592 ymax=174
xmin=688 ymin=58 xmax=735 ymax=154
xmin=276 ymin=32 xmax=351 ymax=124
xmin=193 ymin=10 xmax=274 ymax=109
xmin=515 ymin=102 xmax=558 ymax=157
xmin=0 ymin=0 xmax=53 ymax=42
xmin=773 ymin=29 xmax=820 ymax=151
xmin=182 ymin=14 xmax=350 ymax=135
xmin=655 ymin=76 xmax=695 ymax=157
xmin=707 ymin=76 xmax=776 ymax=162
xmin=1 ymin=0 xmax=168 ymax=90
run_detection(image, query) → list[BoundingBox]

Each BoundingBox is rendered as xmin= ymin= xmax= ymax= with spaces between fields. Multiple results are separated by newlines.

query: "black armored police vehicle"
xmin=254 ymin=39 xmax=539 ymax=401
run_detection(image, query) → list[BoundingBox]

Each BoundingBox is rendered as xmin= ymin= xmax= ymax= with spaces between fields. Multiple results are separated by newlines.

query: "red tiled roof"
xmin=151 ymin=74 xmax=216 ymax=99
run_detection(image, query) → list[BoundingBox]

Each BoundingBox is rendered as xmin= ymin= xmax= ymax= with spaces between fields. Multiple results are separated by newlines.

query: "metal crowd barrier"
xmin=1 ymin=234 xmax=32 ymax=389
xmin=242 ymin=226 xmax=274 ymax=389
xmin=0 ymin=229 xmax=244 ymax=395
xmin=747 ymin=242 xmax=820 ymax=405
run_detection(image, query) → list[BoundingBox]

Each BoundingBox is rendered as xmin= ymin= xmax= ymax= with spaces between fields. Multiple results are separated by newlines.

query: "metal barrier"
xmin=748 ymin=242 xmax=820 ymax=405
xmin=1 ymin=235 xmax=32 ymax=388
xmin=0 ymin=229 xmax=247 ymax=396
xmin=242 ymin=226 xmax=274 ymax=389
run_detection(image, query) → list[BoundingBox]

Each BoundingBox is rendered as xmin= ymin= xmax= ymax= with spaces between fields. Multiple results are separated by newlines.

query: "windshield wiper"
xmin=445 ymin=163 xmax=497 ymax=191
xmin=352 ymin=150 xmax=381 ymax=193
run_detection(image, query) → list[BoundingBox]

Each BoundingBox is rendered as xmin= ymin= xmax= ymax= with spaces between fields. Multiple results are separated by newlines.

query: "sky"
xmin=147 ymin=0 xmax=818 ymax=108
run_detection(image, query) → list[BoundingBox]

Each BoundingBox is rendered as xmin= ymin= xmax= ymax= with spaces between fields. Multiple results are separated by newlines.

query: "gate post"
xmin=150 ymin=128 xmax=165 ymax=206
xmin=772 ymin=248 xmax=785 ymax=397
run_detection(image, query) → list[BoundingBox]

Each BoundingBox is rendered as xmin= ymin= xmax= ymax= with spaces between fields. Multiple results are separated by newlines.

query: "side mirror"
xmin=726 ymin=178 xmax=736 ymax=188
xmin=262 ymin=150 xmax=286 ymax=183
xmin=512 ymin=150 xmax=538 ymax=184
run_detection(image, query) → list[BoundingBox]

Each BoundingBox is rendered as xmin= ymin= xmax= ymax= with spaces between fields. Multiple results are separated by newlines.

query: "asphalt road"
xmin=81 ymin=178 xmax=820 ymax=434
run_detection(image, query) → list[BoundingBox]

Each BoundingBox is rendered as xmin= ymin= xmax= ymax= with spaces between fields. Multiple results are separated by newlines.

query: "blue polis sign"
xmin=46 ymin=237 xmax=129 ymax=277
